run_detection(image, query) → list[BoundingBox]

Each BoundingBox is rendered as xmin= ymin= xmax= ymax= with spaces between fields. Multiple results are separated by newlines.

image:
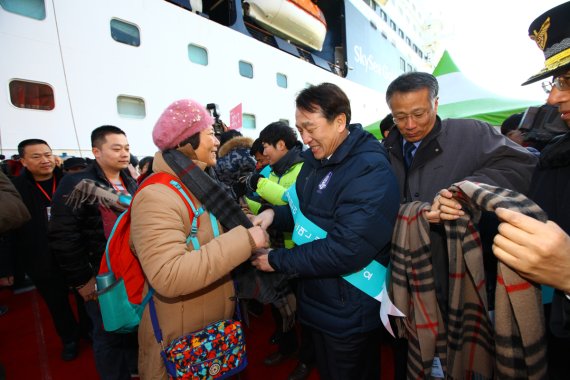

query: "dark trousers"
xmin=311 ymin=327 xmax=381 ymax=380
xmin=85 ymin=301 xmax=138 ymax=380
xmin=271 ymin=304 xmax=298 ymax=355
xmin=298 ymin=324 xmax=316 ymax=365
xmin=25 ymin=261 xmax=79 ymax=344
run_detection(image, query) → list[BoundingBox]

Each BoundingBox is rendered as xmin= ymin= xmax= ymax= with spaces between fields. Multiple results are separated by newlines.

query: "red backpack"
xmin=97 ymin=172 xmax=198 ymax=333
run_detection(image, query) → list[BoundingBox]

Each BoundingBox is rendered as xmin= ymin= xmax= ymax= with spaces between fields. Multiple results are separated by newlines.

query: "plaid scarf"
xmin=390 ymin=181 xmax=547 ymax=380
xmin=162 ymin=149 xmax=296 ymax=331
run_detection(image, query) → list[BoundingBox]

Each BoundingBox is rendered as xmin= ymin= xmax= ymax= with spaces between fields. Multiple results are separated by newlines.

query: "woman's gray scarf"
xmin=163 ymin=149 xmax=296 ymax=330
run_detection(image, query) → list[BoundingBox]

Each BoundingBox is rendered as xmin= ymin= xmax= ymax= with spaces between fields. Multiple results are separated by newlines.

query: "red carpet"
xmin=0 ymin=288 xmax=394 ymax=379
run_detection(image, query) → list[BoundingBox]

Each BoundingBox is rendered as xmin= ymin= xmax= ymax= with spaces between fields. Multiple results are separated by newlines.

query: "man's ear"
xmin=336 ymin=114 xmax=347 ymax=131
xmin=92 ymin=146 xmax=100 ymax=159
xmin=277 ymin=140 xmax=286 ymax=151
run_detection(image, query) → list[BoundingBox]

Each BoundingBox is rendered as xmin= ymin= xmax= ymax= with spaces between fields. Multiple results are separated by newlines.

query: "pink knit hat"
xmin=152 ymin=99 xmax=214 ymax=151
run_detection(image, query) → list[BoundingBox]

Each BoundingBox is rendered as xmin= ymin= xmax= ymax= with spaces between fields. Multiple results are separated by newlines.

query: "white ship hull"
xmin=0 ymin=0 xmax=433 ymax=157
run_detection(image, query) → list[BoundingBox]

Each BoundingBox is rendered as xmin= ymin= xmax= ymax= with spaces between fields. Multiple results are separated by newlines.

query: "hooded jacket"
xmin=268 ymin=125 xmax=399 ymax=337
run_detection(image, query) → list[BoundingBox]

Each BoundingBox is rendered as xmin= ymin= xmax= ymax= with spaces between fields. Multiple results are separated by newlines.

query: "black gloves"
xmin=245 ymin=172 xmax=262 ymax=193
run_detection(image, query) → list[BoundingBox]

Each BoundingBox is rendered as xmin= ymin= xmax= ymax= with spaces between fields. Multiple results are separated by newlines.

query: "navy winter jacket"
xmin=269 ymin=125 xmax=399 ymax=337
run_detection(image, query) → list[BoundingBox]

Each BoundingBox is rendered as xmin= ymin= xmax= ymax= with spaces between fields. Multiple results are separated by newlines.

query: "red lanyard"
xmin=107 ymin=176 xmax=126 ymax=193
xmin=35 ymin=177 xmax=56 ymax=202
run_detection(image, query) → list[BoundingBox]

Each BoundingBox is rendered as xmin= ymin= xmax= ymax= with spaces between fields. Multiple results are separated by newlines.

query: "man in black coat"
xmin=49 ymin=126 xmax=138 ymax=380
xmin=10 ymin=139 xmax=83 ymax=361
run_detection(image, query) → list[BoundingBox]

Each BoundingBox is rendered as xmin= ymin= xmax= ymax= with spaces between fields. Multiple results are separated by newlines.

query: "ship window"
xmin=407 ymin=64 xmax=413 ymax=72
xmin=188 ymin=44 xmax=208 ymax=65
xmin=389 ymin=20 xmax=396 ymax=32
xmin=380 ymin=10 xmax=387 ymax=22
xmin=117 ymin=95 xmax=146 ymax=119
xmin=239 ymin=61 xmax=254 ymax=79
xmin=398 ymin=29 xmax=404 ymax=39
xmin=242 ymin=113 xmax=256 ymax=129
xmin=418 ymin=50 xmax=423 ymax=59
xmin=9 ymin=80 xmax=54 ymax=110
xmin=406 ymin=37 xmax=411 ymax=47
xmin=110 ymin=19 xmax=140 ymax=47
xmin=276 ymin=73 xmax=288 ymax=88
xmin=399 ymin=58 xmax=405 ymax=72
xmin=0 ymin=0 xmax=45 ymax=20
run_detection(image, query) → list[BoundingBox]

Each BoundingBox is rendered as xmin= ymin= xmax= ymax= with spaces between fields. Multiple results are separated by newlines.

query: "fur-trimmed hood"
xmin=218 ymin=136 xmax=253 ymax=158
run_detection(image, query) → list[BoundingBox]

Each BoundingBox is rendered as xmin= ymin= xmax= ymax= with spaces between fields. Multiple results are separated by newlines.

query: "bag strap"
xmin=148 ymin=190 xmax=224 ymax=346
xmin=103 ymin=172 xmax=195 ymax=275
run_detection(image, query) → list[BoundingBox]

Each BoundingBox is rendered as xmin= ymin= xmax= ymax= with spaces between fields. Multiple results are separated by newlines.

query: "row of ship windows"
xmin=362 ymin=0 xmax=424 ymax=59
xmin=2 ymin=0 xmax=426 ymax=62
xmin=113 ymin=18 xmax=289 ymax=84
xmin=8 ymin=79 xmax=264 ymax=129
xmin=2 ymin=2 xmax=290 ymax=86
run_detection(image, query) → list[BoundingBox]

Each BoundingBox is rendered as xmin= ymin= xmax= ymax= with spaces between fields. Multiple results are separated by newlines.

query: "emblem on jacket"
xmin=318 ymin=171 xmax=333 ymax=192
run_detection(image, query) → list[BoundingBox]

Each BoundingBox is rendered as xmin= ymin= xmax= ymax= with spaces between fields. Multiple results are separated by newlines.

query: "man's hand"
xmin=253 ymin=209 xmax=275 ymax=230
xmin=247 ymin=226 xmax=270 ymax=250
xmin=493 ymin=207 xmax=570 ymax=293
xmin=251 ymin=249 xmax=275 ymax=272
xmin=77 ymin=277 xmax=97 ymax=302
xmin=424 ymin=188 xmax=465 ymax=224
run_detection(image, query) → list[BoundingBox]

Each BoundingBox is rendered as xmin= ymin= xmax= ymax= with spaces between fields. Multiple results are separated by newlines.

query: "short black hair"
xmin=500 ymin=113 xmax=524 ymax=135
xmin=138 ymin=156 xmax=154 ymax=171
xmin=219 ymin=130 xmax=242 ymax=147
xmin=178 ymin=133 xmax=200 ymax=150
xmin=296 ymin=82 xmax=351 ymax=125
xmin=18 ymin=139 xmax=51 ymax=157
xmin=386 ymin=72 xmax=439 ymax=106
xmin=91 ymin=125 xmax=126 ymax=148
xmin=259 ymin=121 xmax=299 ymax=149
xmin=379 ymin=113 xmax=395 ymax=138
xmin=250 ymin=138 xmax=264 ymax=156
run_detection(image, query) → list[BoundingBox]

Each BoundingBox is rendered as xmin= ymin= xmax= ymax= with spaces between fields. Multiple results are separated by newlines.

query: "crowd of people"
xmin=1 ymin=2 xmax=570 ymax=379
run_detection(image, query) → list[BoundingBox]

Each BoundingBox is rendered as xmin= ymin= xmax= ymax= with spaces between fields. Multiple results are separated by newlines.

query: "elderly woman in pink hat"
xmin=130 ymin=99 xmax=269 ymax=379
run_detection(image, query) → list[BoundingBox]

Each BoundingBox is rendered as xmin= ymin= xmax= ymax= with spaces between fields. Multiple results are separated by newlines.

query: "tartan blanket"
xmin=390 ymin=181 xmax=547 ymax=379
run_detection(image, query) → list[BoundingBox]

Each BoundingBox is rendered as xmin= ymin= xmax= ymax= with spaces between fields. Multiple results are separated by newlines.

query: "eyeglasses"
xmin=542 ymin=75 xmax=570 ymax=94
xmin=392 ymin=109 xmax=430 ymax=126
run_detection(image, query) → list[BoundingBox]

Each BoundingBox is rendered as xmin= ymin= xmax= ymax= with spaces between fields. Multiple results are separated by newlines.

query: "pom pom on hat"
xmin=152 ymin=99 xmax=214 ymax=151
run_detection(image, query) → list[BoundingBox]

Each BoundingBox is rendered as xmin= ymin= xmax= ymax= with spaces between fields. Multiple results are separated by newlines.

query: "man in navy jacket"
xmin=253 ymin=83 xmax=399 ymax=380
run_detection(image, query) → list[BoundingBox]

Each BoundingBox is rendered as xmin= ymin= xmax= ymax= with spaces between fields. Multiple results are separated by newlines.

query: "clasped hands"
xmin=249 ymin=209 xmax=276 ymax=272
xmin=424 ymin=188 xmax=465 ymax=224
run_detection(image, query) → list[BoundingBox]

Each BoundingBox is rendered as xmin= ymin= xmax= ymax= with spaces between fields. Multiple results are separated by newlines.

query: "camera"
xmin=206 ymin=103 xmax=226 ymax=138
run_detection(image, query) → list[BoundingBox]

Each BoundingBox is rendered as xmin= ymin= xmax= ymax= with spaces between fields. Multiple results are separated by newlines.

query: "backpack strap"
xmin=103 ymin=172 xmax=196 ymax=275
xmin=147 ymin=180 xmax=224 ymax=347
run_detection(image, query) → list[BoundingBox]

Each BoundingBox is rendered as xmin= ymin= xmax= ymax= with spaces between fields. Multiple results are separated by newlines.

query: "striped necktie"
xmin=404 ymin=141 xmax=415 ymax=170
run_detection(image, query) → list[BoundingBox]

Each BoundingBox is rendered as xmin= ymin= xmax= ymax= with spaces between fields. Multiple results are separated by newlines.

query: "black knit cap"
xmin=523 ymin=1 xmax=570 ymax=85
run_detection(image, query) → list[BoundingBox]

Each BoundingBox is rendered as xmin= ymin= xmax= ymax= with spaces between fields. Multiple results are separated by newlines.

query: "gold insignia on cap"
xmin=530 ymin=17 xmax=550 ymax=51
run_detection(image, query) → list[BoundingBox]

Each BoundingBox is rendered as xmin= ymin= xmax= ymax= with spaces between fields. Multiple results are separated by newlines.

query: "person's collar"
xmin=271 ymin=144 xmax=303 ymax=176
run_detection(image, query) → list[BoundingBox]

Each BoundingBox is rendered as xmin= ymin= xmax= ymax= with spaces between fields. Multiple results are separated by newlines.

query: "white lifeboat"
xmin=245 ymin=0 xmax=327 ymax=51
